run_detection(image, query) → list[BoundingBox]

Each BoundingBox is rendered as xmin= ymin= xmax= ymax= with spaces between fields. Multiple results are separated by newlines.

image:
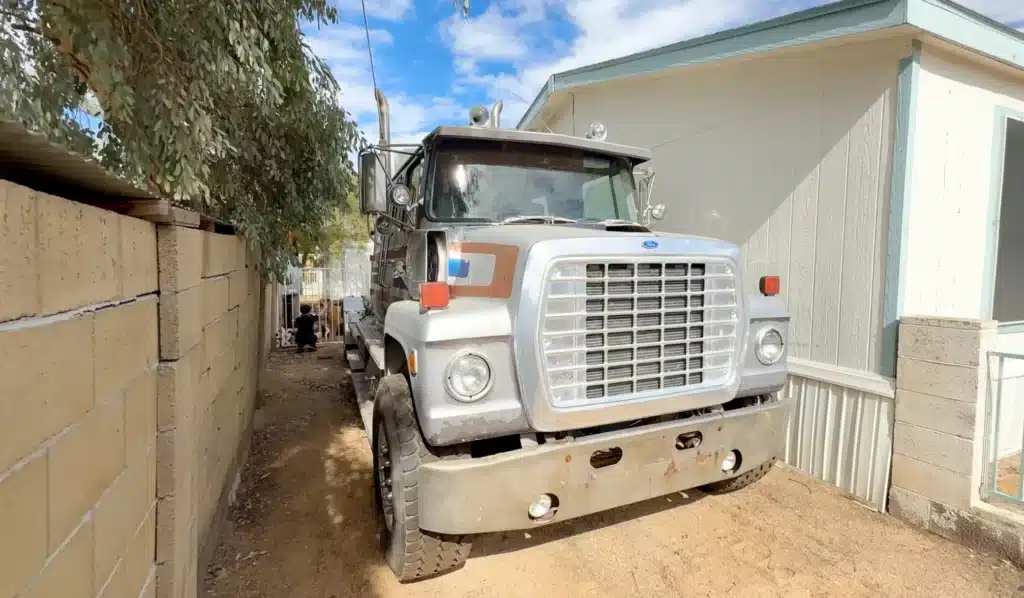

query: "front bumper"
xmin=417 ymin=396 xmax=792 ymax=535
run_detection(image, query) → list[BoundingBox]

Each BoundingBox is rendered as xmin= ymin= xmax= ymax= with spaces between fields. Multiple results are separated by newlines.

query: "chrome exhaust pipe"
xmin=490 ymin=100 xmax=503 ymax=128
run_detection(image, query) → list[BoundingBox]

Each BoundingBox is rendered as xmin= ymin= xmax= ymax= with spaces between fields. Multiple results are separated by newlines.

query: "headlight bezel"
xmin=754 ymin=327 xmax=785 ymax=365
xmin=445 ymin=352 xmax=494 ymax=402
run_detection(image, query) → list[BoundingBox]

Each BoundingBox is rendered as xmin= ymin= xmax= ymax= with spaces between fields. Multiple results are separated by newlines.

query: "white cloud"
xmin=447 ymin=0 xmax=1024 ymax=127
xmin=445 ymin=0 xmax=821 ymax=126
xmin=330 ymin=0 xmax=414 ymax=21
xmin=305 ymin=19 xmax=468 ymax=146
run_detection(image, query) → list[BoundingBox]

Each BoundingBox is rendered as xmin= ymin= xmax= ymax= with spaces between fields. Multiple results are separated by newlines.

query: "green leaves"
xmin=1 ymin=0 xmax=366 ymax=276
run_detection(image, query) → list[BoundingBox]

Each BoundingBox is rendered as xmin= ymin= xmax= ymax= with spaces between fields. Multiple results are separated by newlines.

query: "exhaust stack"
xmin=375 ymin=88 xmax=390 ymax=146
xmin=374 ymin=88 xmax=391 ymax=172
xmin=490 ymin=100 xmax=503 ymax=128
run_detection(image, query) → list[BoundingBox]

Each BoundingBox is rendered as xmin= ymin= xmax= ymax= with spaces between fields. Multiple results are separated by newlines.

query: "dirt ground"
xmin=204 ymin=343 xmax=1023 ymax=598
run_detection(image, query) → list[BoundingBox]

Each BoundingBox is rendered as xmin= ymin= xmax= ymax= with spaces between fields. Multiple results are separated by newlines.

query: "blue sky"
xmin=307 ymin=0 xmax=1024 ymax=144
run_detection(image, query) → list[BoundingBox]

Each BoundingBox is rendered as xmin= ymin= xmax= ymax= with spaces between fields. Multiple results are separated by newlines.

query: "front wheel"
xmin=372 ymin=374 xmax=471 ymax=582
xmin=699 ymin=459 xmax=775 ymax=494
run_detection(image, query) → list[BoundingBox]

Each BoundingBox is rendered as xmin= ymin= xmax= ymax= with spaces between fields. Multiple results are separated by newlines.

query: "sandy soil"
xmin=203 ymin=343 xmax=1023 ymax=598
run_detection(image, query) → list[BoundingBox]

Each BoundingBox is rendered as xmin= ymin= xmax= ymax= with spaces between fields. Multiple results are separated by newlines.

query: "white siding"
xmin=904 ymin=44 xmax=1024 ymax=320
xmin=546 ymin=38 xmax=910 ymax=374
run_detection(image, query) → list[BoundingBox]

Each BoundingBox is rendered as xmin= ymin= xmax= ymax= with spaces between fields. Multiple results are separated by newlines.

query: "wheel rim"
xmin=376 ymin=423 xmax=395 ymax=532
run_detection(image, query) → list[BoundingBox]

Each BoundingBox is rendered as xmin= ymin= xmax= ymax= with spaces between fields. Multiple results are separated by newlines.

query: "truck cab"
xmin=345 ymin=96 xmax=792 ymax=582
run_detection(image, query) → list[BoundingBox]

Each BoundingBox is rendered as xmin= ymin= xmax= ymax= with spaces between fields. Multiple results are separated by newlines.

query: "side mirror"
xmin=359 ymin=150 xmax=386 ymax=214
xmin=649 ymin=204 xmax=666 ymax=221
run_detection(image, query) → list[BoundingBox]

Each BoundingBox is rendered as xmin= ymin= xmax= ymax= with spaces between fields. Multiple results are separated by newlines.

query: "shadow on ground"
xmin=203 ymin=342 xmax=1024 ymax=598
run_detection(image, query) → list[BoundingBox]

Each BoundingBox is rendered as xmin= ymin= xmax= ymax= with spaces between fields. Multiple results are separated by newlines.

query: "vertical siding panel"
xmin=839 ymin=92 xmax=885 ymax=370
xmin=868 ymin=83 xmax=897 ymax=373
xmin=811 ymin=69 xmax=850 ymax=365
xmin=768 ymin=195 xmax=793 ymax=298
xmin=788 ymin=169 xmax=820 ymax=360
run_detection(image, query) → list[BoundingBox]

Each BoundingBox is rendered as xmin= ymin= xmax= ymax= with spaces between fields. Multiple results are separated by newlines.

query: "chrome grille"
xmin=541 ymin=258 xmax=739 ymax=407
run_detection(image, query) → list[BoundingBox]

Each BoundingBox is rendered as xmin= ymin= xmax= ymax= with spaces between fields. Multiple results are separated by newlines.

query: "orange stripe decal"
xmin=449 ymin=242 xmax=519 ymax=299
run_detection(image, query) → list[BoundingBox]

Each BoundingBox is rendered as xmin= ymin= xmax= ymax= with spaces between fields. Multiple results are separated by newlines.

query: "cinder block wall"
xmin=0 ymin=181 xmax=159 ymax=598
xmin=888 ymin=316 xmax=1024 ymax=565
xmin=156 ymin=228 xmax=263 ymax=598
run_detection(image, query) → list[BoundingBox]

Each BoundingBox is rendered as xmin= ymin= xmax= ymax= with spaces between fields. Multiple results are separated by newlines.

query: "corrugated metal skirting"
xmin=782 ymin=362 xmax=896 ymax=511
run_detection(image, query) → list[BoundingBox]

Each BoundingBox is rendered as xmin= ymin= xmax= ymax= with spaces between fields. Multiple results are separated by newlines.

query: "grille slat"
xmin=542 ymin=258 xmax=738 ymax=405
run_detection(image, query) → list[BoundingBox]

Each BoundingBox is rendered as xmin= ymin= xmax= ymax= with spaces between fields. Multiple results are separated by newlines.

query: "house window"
xmin=992 ymin=115 xmax=1024 ymax=324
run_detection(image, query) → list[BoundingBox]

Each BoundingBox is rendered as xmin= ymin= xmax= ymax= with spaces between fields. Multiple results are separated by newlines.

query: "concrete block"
xmin=157 ymin=347 xmax=200 ymax=433
xmin=156 ymin=496 xmax=175 ymax=564
xmin=101 ymin=505 xmax=155 ymax=598
xmin=929 ymin=502 xmax=1024 ymax=567
xmin=891 ymin=453 xmax=971 ymax=509
xmin=902 ymin=316 xmax=996 ymax=330
xmin=157 ymin=225 xmax=202 ymax=293
xmin=48 ymin=395 xmax=125 ymax=552
xmin=37 ymin=192 xmax=121 ymax=314
xmin=120 ymin=216 xmax=158 ymax=298
xmin=888 ymin=486 xmax=931 ymax=528
xmin=899 ymin=323 xmax=981 ymax=367
xmin=160 ymin=286 xmax=202 ymax=360
xmin=142 ymin=573 xmax=157 ymax=598
xmin=0 ymin=181 xmax=39 ymax=322
xmin=0 ymin=314 xmax=94 ymax=473
xmin=893 ymin=422 xmax=973 ymax=475
xmin=897 ymin=356 xmax=978 ymax=403
xmin=95 ymin=299 xmax=159 ymax=402
xmin=228 ymin=270 xmax=246 ymax=310
xmin=93 ymin=451 xmax=150 ymax=585
xmin=125 ymin=369 xmax=157 ymax=470
xmin=202 ymin=232 xmax=240 ymax=278
xmin=202 ymin=308 xmax=239 ymax=370
xmin=147 ymin=442 xmax=157 ymax=516
xmin=202 ymin=276 xmax=230 ymax=327
xmin=895 ymin=389 xmax=975 ymax=439
xmin=0 ymin=455 xmax=48 ymax=598
xmin=22 ymin=519 xmax=94 ymax=598
xmin=155 ymin=562 xmax=174 ymax=598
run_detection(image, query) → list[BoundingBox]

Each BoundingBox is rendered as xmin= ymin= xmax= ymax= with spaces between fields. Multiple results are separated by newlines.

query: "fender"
xmin=382 ymin=298 xmax=529 ymax=446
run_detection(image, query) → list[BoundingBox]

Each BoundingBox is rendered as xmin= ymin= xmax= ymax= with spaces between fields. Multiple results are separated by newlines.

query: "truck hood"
xmin=450 ymin=223 xmax=735 ymax=251
xmin=444 ymin=223 xmax=742 ymax=303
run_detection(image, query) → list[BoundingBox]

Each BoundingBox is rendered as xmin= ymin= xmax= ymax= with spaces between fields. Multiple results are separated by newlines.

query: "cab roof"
xmin=422 ymin=125 xmax=652 ymax=163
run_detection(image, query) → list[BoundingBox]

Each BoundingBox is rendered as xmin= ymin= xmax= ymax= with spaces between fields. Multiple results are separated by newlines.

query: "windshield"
xmin=428 ymin=139 xmax=639 ymax=223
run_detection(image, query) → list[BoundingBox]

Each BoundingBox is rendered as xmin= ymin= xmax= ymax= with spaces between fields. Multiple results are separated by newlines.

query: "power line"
xmin=359 ymin=0 xmax=378 ymax=93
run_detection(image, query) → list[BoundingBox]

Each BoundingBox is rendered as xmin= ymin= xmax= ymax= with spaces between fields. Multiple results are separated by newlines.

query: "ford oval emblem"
xmin=642 ymin=240 xmax=659 ymax=249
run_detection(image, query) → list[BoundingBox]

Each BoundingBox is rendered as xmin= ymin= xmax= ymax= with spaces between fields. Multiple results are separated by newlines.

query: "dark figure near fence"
xmin=294 ymin=304 xmax=318 ymax=353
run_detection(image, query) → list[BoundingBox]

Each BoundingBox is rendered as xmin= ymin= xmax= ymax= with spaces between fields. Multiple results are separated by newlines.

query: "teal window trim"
xmin=998 ymin=322 xmax=1024 ymax=335
xmin=981 ymin=106 xmax=1024 ymax=324
xmin=881 ymin=39 xmax=921 ymax=377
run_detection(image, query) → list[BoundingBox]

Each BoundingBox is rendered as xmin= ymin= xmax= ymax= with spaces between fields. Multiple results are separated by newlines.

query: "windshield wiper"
xmin=498 ymin=215 xmax=579 ymax=225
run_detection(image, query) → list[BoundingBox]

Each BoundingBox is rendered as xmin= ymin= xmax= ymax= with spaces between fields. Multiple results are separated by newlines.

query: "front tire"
xmin=699 ymin=459 xmax=775 ymax=494
xmin=372 ymin=374 xmax=471 ymax=582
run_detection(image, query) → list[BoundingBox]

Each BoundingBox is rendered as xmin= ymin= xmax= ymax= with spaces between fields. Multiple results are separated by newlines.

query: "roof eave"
xmin=517 ymin=0 xmax=908 ymax=130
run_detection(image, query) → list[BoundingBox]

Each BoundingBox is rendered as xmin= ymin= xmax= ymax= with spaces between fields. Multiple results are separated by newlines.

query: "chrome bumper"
xmin=418 ymin=396 xmax=792 ymax=535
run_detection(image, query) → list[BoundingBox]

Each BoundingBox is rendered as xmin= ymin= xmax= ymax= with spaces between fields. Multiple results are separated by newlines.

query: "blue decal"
xmin=448 ymin=258 xmax=470 ymax=278
xmin=642 ymin=240 xmax=659 ymax=249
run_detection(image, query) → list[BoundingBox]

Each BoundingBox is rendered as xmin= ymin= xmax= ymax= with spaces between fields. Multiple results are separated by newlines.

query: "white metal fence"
xmin=277 ymin=245 xmax=371 ymax=348
xmin=983 ymin=349 xmax=1024 ymax=505
xmin=782 ymin=359 xmax=896 ymax=511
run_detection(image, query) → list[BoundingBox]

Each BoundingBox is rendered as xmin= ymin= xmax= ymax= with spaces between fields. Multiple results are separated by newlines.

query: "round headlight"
xmin=446 ymin=354 xmax=492 ymax=401
xmin=389 ymin=184 xmax=412 ymax=207
xmin=755 ymin=328 xmax=785 ymax=365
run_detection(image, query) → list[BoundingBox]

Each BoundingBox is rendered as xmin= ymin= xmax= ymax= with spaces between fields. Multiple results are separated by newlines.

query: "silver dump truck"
xmin=344 ymin=92 xmax=792 ymax=582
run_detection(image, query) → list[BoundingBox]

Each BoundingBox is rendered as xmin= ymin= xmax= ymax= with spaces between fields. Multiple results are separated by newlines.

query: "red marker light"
xmin=420 ymin=282 xmax=450 ymax=310
xmin=759 ymin=276 xmax=780 ymax=296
